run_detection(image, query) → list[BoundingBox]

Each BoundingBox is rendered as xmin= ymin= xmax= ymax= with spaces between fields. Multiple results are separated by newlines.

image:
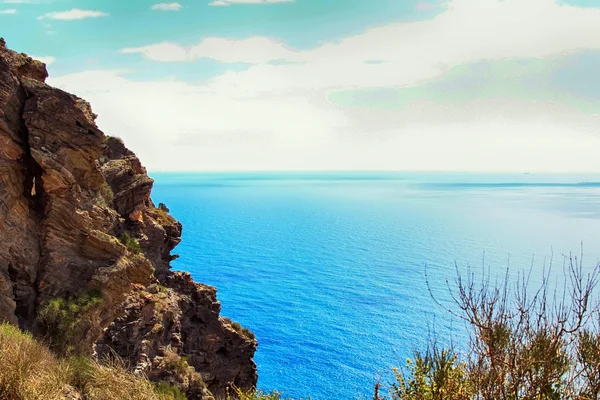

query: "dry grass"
xmin=0 ymin=323 xmax=69 ymax=400
xmin=0 ymin=323 xmax=185 ymax=400
xmin=73 ymin=357 xmax=170 ymax=400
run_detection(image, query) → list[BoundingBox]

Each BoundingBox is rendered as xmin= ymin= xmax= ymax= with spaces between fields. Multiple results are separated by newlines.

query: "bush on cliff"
xmin=97 ymin=182 xmax=114 ymax=206
xmin=36 ymin=289 xmax=103 ymax=355
xmin=119 ymin=232 xmax=142 ymax=254
xmin=228 ymin=387 xmax=298 ymax=400
xmin=221 ymin=317 xmax=256 ymax=340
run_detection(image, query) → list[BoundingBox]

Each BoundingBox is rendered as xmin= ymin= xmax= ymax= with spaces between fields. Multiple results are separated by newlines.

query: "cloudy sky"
xmin=2 ymin=0 xmax=600 ymax=172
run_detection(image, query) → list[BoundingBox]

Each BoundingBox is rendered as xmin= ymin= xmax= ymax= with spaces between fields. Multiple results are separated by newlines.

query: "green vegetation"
xmin=381 ymin=255 xmax=600 ymax=400
xmin=0 ymin=323 xmax=183 ymax=400
xmin=228 ymin=387 xmax=300 ymax=400
xmin=8 ymin=251 xmax=600 ymax=400
xmin=222 ymin=317 xmax=256 ymax=340
xmin=154 ymin=207 xmax=176 ymax=226
xmin=160 ymin=348 xmax=207 ymax=394
xmin=119 ymin=232 xmax=142 ymax=254
xmin=154 ymin=382 xmax=187 ymax=400
xmin=96 ymin=182 xmax=114 ymax=206
xmin=36 ymin=290 xmax=103 ymax=354
xmin=390 ymin=347 xmax=472 ymax=399
xmin=164 ymin=348 xmax=206 ymax=388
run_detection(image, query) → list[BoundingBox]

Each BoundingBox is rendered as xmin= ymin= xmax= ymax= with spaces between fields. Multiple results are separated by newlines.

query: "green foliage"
xmin=165 ymin=354 xmax=192 ymax=377
xmin=96 ymin=182 xmax=114 ymax=206
xmin=154 ymin=382 xmax=187 ymax=400
xmin=576 ymin=330 xmax=600 ymax=399
xmin=68 ymin=355 xmax=97 ymax=389
xmin=241 ymin=327 xmax=256 ymax=340
xmin=154 ymin=207 xmax=176 ymax=226
xmin=391 ymin=255 xmax=600 ymax=400
xmin=119 ymin=232 xmax=142 ymax=254
xmin=147 ymin=283 xmax=168 ymax=295
xmin=36 ymin=289 xmax=103 ymax=354
xmin=229 ymin=387 xmax=300 ymax=400
xmin=391 ymin=347 xmax=472 ymax=400
xmin=222 ymin=317 xmax=256 ymax=340
xmin=160 ymin=348 xmax=207 ymax=392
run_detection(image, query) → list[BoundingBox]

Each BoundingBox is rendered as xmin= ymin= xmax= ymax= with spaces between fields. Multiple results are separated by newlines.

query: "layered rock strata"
xmin=0 ymin=39 xmax=257 ymax=398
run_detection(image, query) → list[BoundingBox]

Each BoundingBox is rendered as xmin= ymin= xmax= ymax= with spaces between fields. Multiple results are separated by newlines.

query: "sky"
xmin=2 ymin=0 xmax=600 ymax=172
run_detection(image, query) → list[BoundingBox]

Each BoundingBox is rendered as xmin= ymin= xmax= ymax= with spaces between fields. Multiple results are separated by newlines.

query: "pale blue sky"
xmin=2 ymin=0 xmax=600 ymax=172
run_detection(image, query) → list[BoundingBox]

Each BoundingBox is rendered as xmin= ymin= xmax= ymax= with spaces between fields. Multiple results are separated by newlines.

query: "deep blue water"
xmin=150 ymin=172 xmax=600 ymax=400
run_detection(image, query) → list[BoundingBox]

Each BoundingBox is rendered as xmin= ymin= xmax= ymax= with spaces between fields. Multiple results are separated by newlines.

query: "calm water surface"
xmin=150 ymin=172 xmax=600 ymax=400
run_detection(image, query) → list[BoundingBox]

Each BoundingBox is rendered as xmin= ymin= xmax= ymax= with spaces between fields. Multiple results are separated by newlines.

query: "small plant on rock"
xmin=119 ymin=232 xmax=142 ymax=254
xmin=36 ymin=289 xmax=103 ymax=354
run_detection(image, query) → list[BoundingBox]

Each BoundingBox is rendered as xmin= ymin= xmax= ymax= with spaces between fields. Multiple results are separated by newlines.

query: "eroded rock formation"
xmin=0 ymin=39 xmax=257 ymax=398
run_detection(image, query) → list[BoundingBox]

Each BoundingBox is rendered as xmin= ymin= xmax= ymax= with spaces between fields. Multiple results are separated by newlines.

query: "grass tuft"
xmin=0 ymin=323 xmax=187 ymax=399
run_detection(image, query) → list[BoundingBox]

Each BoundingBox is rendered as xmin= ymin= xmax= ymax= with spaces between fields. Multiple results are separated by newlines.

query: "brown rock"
xmin=0 ymin=40 xmax=257 ymax=397
xmin=98 ymin=273 xmax=257 ymax=398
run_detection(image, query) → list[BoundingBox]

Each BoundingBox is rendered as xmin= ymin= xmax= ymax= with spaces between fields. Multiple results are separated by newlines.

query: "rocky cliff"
xmin=0 ymin=39 xmax=257 ymax=399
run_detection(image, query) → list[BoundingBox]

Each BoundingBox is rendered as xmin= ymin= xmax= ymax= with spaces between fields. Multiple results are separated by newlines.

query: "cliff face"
xmin=0 ymin=39 xmax=257 ymax=398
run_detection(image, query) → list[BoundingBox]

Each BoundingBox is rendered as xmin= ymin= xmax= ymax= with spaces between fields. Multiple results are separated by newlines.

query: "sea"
xmin=150 ymin=172 xmax=600 ymax=400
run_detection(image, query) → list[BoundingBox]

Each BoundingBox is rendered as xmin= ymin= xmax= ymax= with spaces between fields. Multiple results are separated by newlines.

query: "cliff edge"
xmin=0 ymin=39 xmax=257 ymax=399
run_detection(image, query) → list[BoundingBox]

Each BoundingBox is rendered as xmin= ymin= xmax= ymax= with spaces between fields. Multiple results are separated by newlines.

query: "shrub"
xmin=161 ymin=348 xmax=206 ymax=390
xmin=390 ymin=253 xmax=600 ymax=400
xmin=36 ymin=290 xmax=103 ymax=354
xmin=99 ymin=155 xmax=108 ymax=164
xmin=96 ymin=182 xmax=114 ymax=207
xmin=164 ymin=352 xmax=192 ymax=377
xmin=222 ymin=317 xmax=256 ymax=340
xmin=155 ymin=207 xmax=176 ymax=226
xmin=391 ymin=345 xmax=472 ymax=400
xmin=228 ymin=387 xmax=298 ymax=400
xmin=119 ymin=232 xmax=142 ymax=254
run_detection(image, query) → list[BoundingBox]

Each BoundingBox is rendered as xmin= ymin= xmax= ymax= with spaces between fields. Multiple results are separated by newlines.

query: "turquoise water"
xmin=150 ymin=172 xmax=600 ymax=400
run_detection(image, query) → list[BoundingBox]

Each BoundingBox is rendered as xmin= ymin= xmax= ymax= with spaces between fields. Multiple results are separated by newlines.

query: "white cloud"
xmin=151 ymin=2 xmax=183 ymax=11
xmin=0 ymin=8 xmax=16 ymax=13
xmin=31 ymin=55 xmax=56 ymax=65
xmin=48 ymin=70 xmax=348 ymax=171
xmin=120 ymin=37 xmax=297 ymax=63
xmin=209 ymin=0 xmax=293 ymax=6
xmin=124 ymin=0 xmax=600 ymax=95
xmin=47 ymin=0 xmax=600 ymax=172
xmin=47 ymin=68 xmax=600 ymax=172
xmin=38 ymin=8 xmax=109 ymax=20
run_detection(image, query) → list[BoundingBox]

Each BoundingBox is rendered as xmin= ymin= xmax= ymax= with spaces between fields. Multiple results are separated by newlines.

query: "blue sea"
xmin=150 ymin=172 xmax=600 ymax=400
